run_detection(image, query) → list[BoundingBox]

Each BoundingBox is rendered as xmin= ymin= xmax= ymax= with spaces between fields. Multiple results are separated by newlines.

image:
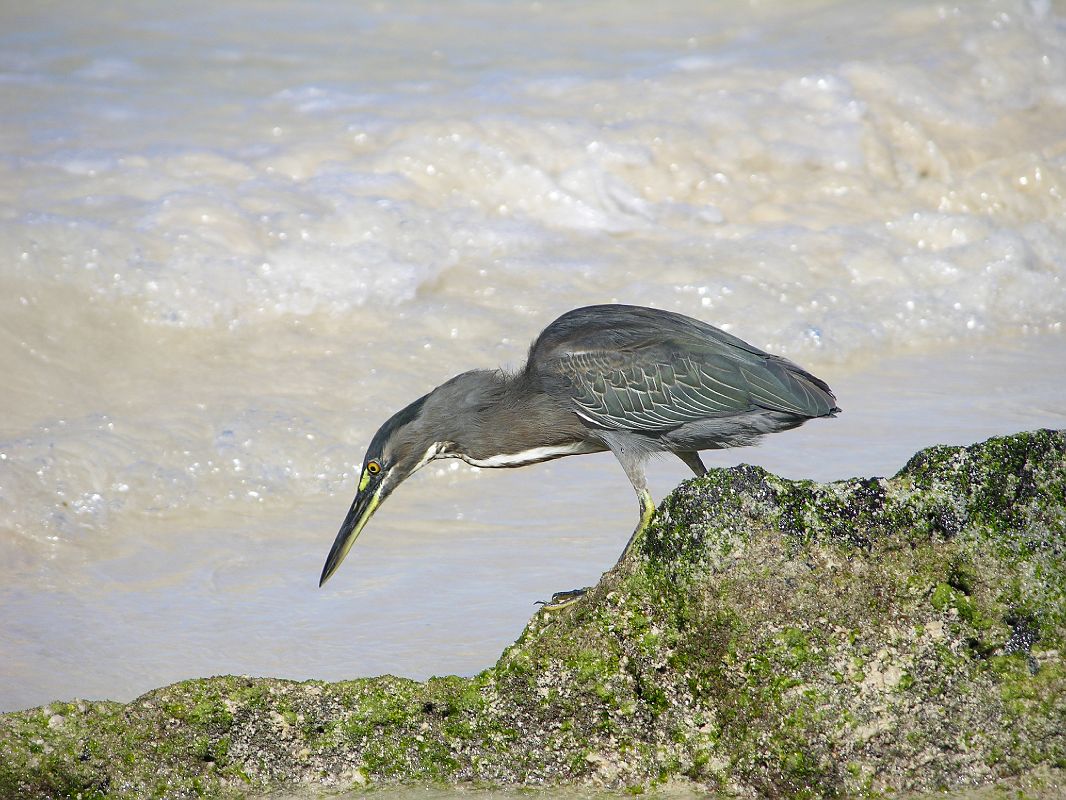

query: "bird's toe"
xmin=536 ymin=587 xmax=590 ymax=610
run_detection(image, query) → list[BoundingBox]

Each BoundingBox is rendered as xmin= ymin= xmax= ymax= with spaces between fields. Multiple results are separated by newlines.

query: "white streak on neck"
xmin=412 ymin=441 xmax=448 ymax=473
xmin=456 ymin=441 xmax=601 ymax=468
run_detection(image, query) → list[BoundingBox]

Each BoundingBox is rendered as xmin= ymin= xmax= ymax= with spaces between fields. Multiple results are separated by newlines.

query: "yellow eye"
xmin=366 ymin=460 xmax=381 ymax=475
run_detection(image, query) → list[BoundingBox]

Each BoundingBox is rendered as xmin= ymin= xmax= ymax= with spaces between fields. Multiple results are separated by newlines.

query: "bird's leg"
xmin=540 ymin=438 xmax=652 ymax=611
xmin=676 ymin=450 xmax=707 ymax=477
xmin=619 ymin=487 xmax=655 ymax=561
xmin=609 ymin=436 xmax=654 ymax=558
xmin=540 ymin=497 xmax=652 ymax=607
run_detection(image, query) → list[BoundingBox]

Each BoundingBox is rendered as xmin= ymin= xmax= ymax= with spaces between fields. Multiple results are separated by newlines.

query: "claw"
xmin=536 ymin=587 xmax=589 ymax=609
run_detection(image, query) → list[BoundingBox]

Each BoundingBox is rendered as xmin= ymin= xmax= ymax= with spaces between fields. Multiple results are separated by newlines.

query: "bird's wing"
xmin=530 ymin=305 xmax=836 ymax=432
xmin=551 ymin=347 xmax=833 ymax=433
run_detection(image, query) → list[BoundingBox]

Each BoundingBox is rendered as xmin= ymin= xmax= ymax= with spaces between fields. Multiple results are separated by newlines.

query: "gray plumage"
xmin=320 ymin=304 xmax=839 ymax=587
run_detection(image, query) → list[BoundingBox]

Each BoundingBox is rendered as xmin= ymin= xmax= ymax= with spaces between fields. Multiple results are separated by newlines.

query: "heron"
xmin=319 ymin=304 xmax=839 ymax=602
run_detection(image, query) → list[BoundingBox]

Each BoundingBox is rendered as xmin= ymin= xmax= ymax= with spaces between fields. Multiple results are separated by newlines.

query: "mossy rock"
xmin=2 ymin=429 xmax=1064 ymax=799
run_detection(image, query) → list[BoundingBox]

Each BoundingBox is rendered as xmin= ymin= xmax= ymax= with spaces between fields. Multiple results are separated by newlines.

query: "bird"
xmin=319 ymin=304 xmax=839 ymax=601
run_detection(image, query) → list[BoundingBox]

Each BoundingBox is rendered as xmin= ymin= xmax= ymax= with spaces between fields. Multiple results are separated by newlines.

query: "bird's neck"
xmin=436 ymin=370 xmax=597 ymax=468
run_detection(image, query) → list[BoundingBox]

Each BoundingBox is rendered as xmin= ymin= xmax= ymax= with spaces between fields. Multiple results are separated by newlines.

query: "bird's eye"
xmin=366 ymin=460 xmax=381 ymax=475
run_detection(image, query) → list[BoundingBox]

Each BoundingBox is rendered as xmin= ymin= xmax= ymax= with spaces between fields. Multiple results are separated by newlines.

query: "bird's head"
xmin=317 ymin=370 xmax=501 ymax=587
xmin=318 ymin=391 xmax=441 ymax=587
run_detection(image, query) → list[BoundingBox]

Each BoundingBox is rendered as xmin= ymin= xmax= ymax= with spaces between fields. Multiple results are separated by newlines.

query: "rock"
xmin=2 ymin=429 xmax=1064 ymax=799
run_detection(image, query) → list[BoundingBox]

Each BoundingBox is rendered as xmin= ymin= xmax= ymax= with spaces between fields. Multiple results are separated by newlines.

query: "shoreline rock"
xmin=2 ymin=429 xmax=1064 ymax=798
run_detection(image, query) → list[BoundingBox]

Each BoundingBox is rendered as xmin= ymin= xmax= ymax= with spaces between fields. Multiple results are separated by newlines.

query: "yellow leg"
xmin=620 ymin=488 xmax=655 ymax=561
xmin=539 ymin=489 xmax=655 ymax=612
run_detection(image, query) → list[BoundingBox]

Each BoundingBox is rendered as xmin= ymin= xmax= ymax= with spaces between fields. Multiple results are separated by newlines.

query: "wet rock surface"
xmin=2 ymin=430 xmax=1064 ymax=799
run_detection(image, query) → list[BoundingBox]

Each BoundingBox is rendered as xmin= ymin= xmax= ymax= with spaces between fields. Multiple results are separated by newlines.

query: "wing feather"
xmin=550 ymin=343 xmax=834 ymax=432
xmin=555 ymin=352 xmax=751 ymax=432
xmin=532 ymin=305 xmax=836 ymax=432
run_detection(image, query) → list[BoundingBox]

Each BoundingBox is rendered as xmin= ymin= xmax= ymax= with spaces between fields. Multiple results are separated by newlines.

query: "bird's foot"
xmin=536 ymin=587 xmax=590 ymax=610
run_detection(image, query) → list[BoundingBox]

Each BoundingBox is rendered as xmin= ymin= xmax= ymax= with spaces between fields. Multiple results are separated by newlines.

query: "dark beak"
xmin=319 ymin=484 xmax=384 ymax=587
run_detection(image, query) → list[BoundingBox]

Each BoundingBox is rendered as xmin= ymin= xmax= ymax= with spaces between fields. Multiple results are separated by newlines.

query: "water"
xmin=1 ymin=0 xmax=1065 ymax=714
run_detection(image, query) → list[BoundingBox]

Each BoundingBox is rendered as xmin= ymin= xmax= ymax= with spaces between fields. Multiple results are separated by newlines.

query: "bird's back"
xmin=527 ymin=304 xmax=838 ymax=434
xmin=530 ymin=304 xmax=767 ymax=360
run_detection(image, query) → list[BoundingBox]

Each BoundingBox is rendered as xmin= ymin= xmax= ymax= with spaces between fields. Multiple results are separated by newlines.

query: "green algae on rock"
xmin=2 ymin=429 xmax=1064 ymax=799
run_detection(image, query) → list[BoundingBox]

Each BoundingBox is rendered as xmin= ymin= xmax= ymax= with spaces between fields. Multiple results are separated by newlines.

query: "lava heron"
xmin=319 ymin=304 xmax=839 ymax=600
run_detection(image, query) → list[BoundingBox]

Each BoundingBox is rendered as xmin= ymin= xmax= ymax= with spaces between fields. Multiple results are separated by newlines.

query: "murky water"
xmin=2 ymin=0 xmax=1065 ymax=714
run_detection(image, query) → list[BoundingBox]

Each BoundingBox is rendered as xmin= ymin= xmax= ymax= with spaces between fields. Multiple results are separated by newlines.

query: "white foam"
xmin=3 ymin=0 xmax=1063 ymax=347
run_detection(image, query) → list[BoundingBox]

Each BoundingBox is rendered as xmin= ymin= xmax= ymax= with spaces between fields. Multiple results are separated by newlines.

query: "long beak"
xmin=319 ymin=485 xmax=384 ymax=587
